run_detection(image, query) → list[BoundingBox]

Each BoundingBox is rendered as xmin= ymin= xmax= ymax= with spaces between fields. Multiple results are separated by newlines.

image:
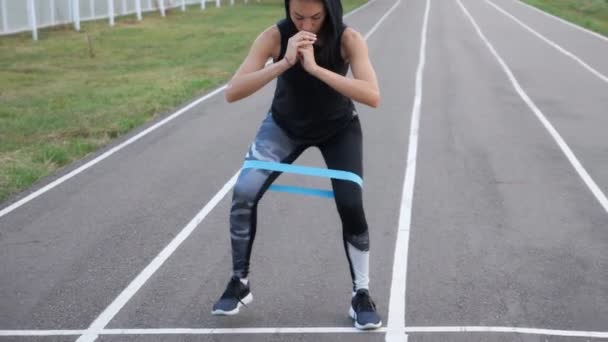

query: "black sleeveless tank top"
xmin=270 ymin=19 xmax=356 ymax=143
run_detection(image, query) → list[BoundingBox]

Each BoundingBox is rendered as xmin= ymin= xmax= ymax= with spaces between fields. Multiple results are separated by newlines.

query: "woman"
xmin=211 ymin=0 xmax=382 ymax=330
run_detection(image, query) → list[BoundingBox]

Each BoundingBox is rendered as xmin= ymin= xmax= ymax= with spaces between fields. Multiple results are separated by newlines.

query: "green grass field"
xmin=520 ymin=0 xmax=608 ymax=36
xmin=0 ymin=0 xmax=366 ymax=204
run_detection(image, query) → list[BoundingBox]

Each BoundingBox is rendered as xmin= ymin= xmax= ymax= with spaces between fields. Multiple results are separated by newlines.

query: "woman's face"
xmin=289 ymin=0 xmax=326 ymax=34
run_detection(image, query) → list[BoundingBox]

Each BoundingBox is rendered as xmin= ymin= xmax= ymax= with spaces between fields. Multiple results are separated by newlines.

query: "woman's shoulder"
xmin=341 ymin=27 xmax=364 ymax=46
xmin=255 ymin=25 xmax=281 ymax=60
xmin=259 ymin=24 xmax=281 ymax=43
xmin=340 ymin=27 xmax=365 ymax=62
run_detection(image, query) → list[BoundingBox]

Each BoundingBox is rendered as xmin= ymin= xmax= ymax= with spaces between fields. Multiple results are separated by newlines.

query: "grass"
xmin=520 ymin=0 xmax=608 ymax=37
xmin=0 ymin=0 xmax=367 ymax=204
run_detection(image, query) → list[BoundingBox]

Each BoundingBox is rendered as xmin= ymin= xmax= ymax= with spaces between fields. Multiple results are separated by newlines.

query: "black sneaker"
xmin=211 ymin=276 xmax=253 ymax=315
xmin=349 ymin=289 xmax=382 ymax=330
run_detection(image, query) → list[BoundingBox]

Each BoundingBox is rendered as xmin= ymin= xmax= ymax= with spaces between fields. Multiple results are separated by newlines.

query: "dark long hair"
xmin=284 ymin=0 xmax=345 ymax=70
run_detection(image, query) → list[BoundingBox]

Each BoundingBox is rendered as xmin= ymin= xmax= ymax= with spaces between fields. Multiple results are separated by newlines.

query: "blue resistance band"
xmin=242 ymin=160 xmax=363 ymax=199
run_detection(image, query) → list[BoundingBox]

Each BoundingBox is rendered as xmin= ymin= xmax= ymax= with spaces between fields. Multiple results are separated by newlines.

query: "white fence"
xmin=0 ymin=0 xmax=245 ymax=40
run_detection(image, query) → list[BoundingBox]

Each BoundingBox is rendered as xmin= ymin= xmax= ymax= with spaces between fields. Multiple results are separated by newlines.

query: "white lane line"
xmin=385 ymin=0 xmax=431 ymax=341
xmin=363 ymin=0 xmax=401 ymax=40
xmin=487 ymin=0 xmax=608 ymax=84
xmin=0 ymin=0 xmax=376 ymax=220
xmin=0 ymin=330 xmax=85 ymax=336
xmin=2 ymin=326 xmax=607 ymax=337
xmin=74 ymin=172 xmax=240 ymax=342
xmin=512 ymin=0 xmax=608 ymax=43
xmin=103 ymin=327 xmax=387 ymax=334
xmin=457 ymin=0 xmax=608 ymax=214
xmin=405 ymin=326 xmax=608 ymax=338
xmin=344 ymin=0 xmax=378 ymax=19
xmin=74 ymin=1 xmax=403 ymax=341
xmin=0 ymin=86 xmax=226 ymax=219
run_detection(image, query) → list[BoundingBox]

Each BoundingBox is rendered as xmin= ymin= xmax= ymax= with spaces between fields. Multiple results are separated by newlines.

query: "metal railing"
xmin=1 ymin=0 xmax=247 ymax=40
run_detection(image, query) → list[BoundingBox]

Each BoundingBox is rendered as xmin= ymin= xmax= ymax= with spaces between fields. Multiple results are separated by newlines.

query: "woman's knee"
xmin=335 ymin=185 xmax=364 ymax=214
xmin=230 ymin=175 xmax=263 ymax=239
xmin=232 ymin=169 xmax=270 ymax=205
xmin=336 ymin=195 xmax=368 ymax=235
xmin=233 ymin=182 xmax=257 ymax=205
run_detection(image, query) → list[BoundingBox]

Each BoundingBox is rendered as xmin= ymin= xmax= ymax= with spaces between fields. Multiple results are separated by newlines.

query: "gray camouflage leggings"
xmin=230 ymin=113 xmax=370 ymax=291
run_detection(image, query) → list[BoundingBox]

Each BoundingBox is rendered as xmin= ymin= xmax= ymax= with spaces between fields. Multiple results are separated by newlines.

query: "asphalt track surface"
xmin=1 ymin=0 xmax=607 ymax=341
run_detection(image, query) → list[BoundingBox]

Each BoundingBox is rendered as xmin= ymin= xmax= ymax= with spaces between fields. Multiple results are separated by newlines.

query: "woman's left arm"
xmin=300 ymin=28 xmax=380 ymax=108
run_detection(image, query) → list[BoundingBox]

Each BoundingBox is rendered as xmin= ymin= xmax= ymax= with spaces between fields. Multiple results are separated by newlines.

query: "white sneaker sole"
xmin=349 ymin=306 xmax=382 ymax=330
xmin=211 ymin=293 xmax=253 ymax=316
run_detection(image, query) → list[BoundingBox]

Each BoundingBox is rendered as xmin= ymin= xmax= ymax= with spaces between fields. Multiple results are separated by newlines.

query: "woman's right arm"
xmin=225 ymin=27 xmax=316 ymax=103
xmin=224 ymin=26 xmax=288 ymax=103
